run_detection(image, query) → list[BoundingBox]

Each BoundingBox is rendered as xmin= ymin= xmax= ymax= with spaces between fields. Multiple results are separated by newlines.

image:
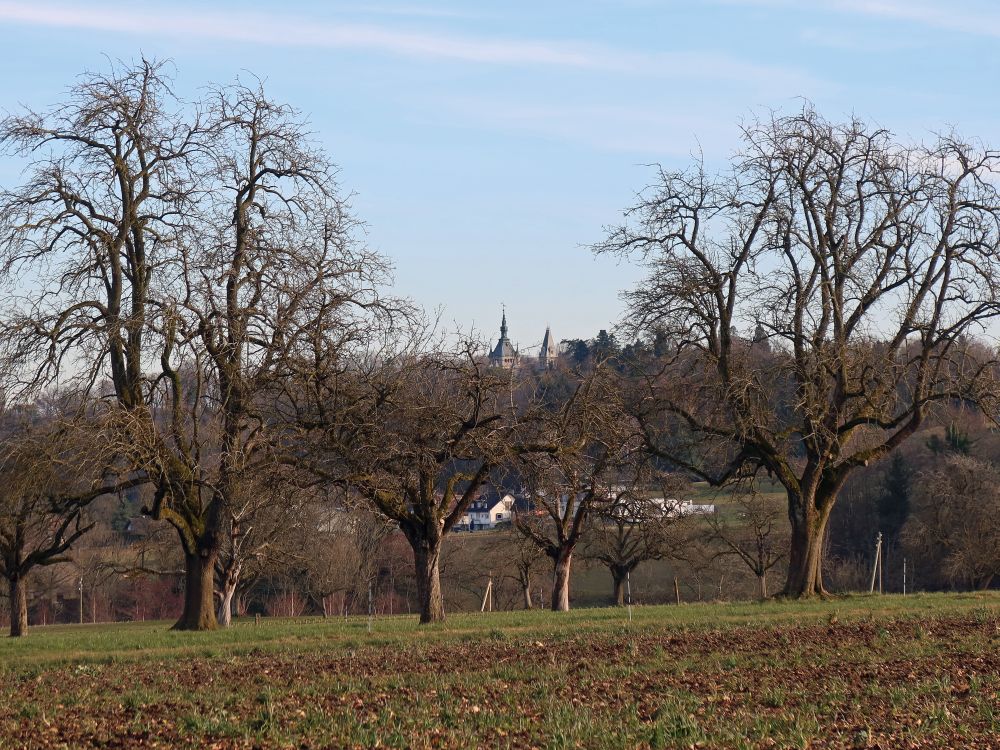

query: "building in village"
xmin=456 ymin=493 xmax=517 ymax=531
xmin=487 ymin=309 xmax=559 ymax=370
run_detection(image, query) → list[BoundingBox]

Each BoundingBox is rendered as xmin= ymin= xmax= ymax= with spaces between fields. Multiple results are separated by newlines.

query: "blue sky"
xmin=1 ymin=0 xmax=999 ymax=352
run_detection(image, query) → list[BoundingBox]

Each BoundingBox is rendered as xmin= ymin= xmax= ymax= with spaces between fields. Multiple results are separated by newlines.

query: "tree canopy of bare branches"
xmin=708 ymin=487 xmax=789 ymax=599
xmin=598 ymin=106 xmax=1000 ymax=597
xmin=903 ymin=455 xmax=1000 ymax=590
xmin=582 ymin=472 xmax=690 ymax=606
xmin=513 ymin=365 xmax=638 ymax=611
xmin=0 ymin=59 xmax=393 ymax=629
xmin=0 ymin=400 xmax=140 ymax=636
xmin=294 ymin=337 xmax=513 ymax=623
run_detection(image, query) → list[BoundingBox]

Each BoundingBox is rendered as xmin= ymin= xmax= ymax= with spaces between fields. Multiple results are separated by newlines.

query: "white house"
xmin=456 ymin=494 xmax=517 ymax=530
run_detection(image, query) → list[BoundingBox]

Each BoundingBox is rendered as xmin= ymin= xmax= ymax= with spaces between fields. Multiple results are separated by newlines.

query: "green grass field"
xmin=2 ymin=593 xmax=999 ymax=749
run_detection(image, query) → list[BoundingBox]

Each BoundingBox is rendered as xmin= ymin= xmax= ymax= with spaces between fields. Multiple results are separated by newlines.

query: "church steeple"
xmin=540 ymin=325 xmax=558 ymax=368
xmin=489 ymin=306 xmax=517 ymax=369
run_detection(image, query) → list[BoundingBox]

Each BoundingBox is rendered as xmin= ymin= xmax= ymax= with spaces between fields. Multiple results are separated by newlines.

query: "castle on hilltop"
xmin=488 ymin=309 xmax=558 ymax=369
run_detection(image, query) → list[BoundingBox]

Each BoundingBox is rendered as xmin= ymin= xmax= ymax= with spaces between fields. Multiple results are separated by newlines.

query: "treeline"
xmin=3 ymin=393 xmax=995 ymax=636
xmin=3 ymin=61 xmax=1000 ymax=637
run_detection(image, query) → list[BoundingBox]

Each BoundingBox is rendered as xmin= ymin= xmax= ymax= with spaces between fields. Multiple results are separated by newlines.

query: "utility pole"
xmin=879 ymin=543 xmax=884 ymax=595
xmin=480 ymin=573 xmax=494 ymax=613
xmin=869 ymin=532 xmax=883 ymax=594
xmin=626 ymin=570 xmax=633 ymax=624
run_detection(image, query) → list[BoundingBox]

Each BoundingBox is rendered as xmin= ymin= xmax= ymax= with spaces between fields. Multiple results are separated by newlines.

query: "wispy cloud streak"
xmin=0 ymin=0 xmax=817 ymax=89
xmin=829 ymin=0 xmax=1000 ymax=37
xmin=722 ymin=0 xmax=1000 ymax=39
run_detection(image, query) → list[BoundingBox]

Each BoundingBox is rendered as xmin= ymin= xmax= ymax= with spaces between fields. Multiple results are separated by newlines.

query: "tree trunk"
xmin=758 ymin=572 xmax=767 ymax=600
xmin=551 ymin=548 xmax=573 ymax=612
xmin=8 ymin=575 xmax=27 ymax=638
xmin=783 ymin=495 xmax=833 ymax=598
xmin=217 ymin=579 xmax=236 ymax=628
xmin=410 ymin=538 xmax=445 ymax=624
xmin=518 ymin=567 xmax=533 ymax=609
xmin=174 ymin=550 xmax=219 ymax=631
xmin=216 ymin=560 xmax=241 ymax=628
xmin=611 ymin=568 xmax=626 ymax=607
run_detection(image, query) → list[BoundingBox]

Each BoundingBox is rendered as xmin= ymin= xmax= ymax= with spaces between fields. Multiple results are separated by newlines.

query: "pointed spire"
xmin=489 ymin=304 xmax=517 ymax=368
xmin=540 ymin=325 xmax=558 ymax=368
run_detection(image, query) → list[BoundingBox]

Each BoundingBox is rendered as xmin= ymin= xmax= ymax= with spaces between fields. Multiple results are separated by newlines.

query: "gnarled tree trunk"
xmin=611 ymin=566 xmax=630 ymax=607
xmin=216 ymin=561 xmax=240 ymax=628
xmin=174 ymin=549 xmax=219 ymax=631
xmin=551 ymin=549 xmax=573 ymax=612
xmin=8 ymin=575 xmax=28 ymax=638
xmin=517 ymin=564 xmax=533 ymax=609
xmin=409 ymin=538 xmax=445 ymax=624
xmin=783 ymin=492 xmax=834 ymax=598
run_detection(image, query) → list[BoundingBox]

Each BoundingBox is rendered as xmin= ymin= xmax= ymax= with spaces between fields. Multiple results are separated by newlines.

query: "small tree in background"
xmin=926 ymin=422 xmax=975 ymax=456
xmin=481 ymin=522 xmax=550 ymax=610
xmin=296 ymin=503 xmax=396 ymax=618
xmin=877 ymin=452 xmax=911 ymax=548
xmin=709 ymin=488 xmax=788 ymax=600
xmin=583 ymin=474 xmax=689 ymax=606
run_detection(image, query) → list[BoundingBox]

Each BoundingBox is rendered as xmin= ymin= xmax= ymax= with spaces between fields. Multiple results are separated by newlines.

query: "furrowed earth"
xmin=1 ymin=593 xmax=998 ymax=749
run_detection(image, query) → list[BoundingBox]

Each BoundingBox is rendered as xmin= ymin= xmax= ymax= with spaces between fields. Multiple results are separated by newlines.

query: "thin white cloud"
xmin=827 ymin=0 xmax=1000 ymax=37
xmin=722 ymin=0 xmax=1000 ymax=39
xmin=0 ymin=0 xmax=818 ymax=89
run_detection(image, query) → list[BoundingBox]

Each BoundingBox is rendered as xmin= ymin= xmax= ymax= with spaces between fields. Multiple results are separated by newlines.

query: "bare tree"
xmin=513 ymin=366 xmax=635 ymax=611
xmin=295 ymin=501 xmax=396 ymax=617
xmin=597 ymin=107 xmax=1000 ymax=597
xmin=708 ymin=487 xmax=788 ymax=599
xmin=0 ymin=61 xmax=392 ymax=629
xmin=482 ymin=524 xmax=548 ymax=609
xmin=297 ymin=339 xmax=512 ymax=623
xmin=213 ymin=470 xmax=319 ymax=627
xmin=902 ymin=455 xmax=1000 ymax=590
xmin=583 ymin=474 xmax=689 ymax=606
xmin=0 ymin=404 xmax=139 ymax=636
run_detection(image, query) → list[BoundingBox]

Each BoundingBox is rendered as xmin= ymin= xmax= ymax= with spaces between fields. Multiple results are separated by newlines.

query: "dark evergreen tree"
xmin=651 ymin=329 xmax=670 ymax=358
xmin=562 ymin=339 xmax=591 ymax=365
xmin=591 ymin=329 xmax=619 ymax=361
xmin=877 ymin=452 xmax=910 ymax=544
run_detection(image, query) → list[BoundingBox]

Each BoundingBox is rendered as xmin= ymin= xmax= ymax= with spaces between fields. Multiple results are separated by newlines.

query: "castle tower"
xmin=539 ymin=325 xmax=558 ymax=368
xmin=488 ymin=308 xmax=518 ymax=369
